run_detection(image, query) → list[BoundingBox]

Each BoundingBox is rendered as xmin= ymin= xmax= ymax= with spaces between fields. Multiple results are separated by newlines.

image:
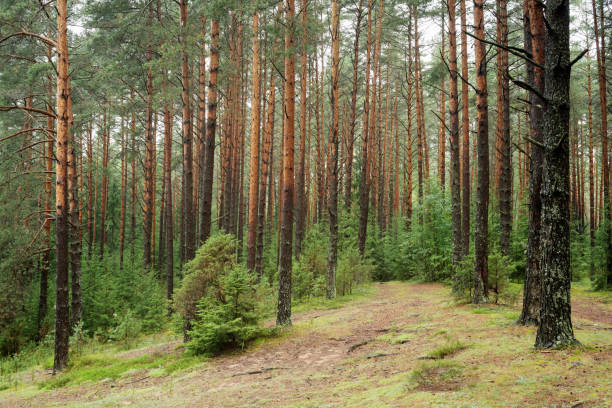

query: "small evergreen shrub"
xmin=187 ymin=265 xmax=275 ymax=355
xmin=174 ymin=234 xmax=236 ymax=327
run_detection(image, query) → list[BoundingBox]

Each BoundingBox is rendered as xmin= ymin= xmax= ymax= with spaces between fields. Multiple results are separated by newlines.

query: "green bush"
xmin=187 ymin=265 xmax=274 ymax=355
xmin=337 ymin=246 xmax=373 ymax=296
xmin=173 ymin=234 xmax=236 ymax=327
xmin=292 ymin=226 xmax=327 ymax=300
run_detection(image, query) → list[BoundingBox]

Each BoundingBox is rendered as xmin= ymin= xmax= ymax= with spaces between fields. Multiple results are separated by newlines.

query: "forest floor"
xmin=2 ymin=281 xmax=611 ymax=408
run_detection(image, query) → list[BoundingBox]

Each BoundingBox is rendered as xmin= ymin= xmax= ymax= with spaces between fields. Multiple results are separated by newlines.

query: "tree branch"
xmin=0 ymin=30 xmax=57 ymax=48
xmin=464 ymin=30 xmax=544 ymax=70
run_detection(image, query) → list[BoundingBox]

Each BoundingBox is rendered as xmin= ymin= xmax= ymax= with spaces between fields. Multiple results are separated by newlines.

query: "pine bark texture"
xmin=277 ymin=0 xmax=296 ymax=326
xmin=534 ymin=0 xmax=577 ymax=348
xmin=472 ymin=0 xmax=489 ymax=304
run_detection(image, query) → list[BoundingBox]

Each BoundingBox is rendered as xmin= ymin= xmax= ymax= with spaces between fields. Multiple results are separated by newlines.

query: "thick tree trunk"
xmin=246 ymin=12 xmax=261 ymax=271
xmin=439 ymin=12 xmax=447 ymax=192
xmin=460 ymin=0 xmax=470 ymax=256
xmin=67 ymin=94 xmax=81 ymax=331
xmin=98 ymin=112 xmax=108 ymax=259
xmin=346 ymin=0 xmax=364 ymax=211
xmin=587 ymin=50 xmax=595 ymax=278
xmin=414 ymin=8 xmax=424 ymax=223
xmin=327 ymin=0 xmax=340 ymax=300
xmin=358 ymin=0 xmax=374 ymax=256
xmin=54 ymin=0 xmax=72 ymax=373
xmin=256 ymin=65 xmax=275 ymax=280
xmin=496 ymin=0 xmax=511 ymax=256
xmin=294 ymin=0 xmax=308 ymax=258
xmin=591 ymin=0 xmax=611 ymax=287
xmin=200 ymin=19 xmax=219 ymax=244
xmin=197 ymin=16 xmax=207 ymax=248
xmin=143 ymin=6 xmax=154 ymax=268
xmin=518 ymin=0 xmax=544 ymax=325
xmin=38 ymin=107 xmax=54 ymax=340
xmin=449 ymin=0 xmax=461 ymax=266
xmin=120 ymin=113 xmax=127 ymax=269
xmin=534 ymin=0 xmax=578 ymax=348
xmin=472 ymin=0 xmax=489 ymax=304
xmin=277 ymin=0 xmax=296 ymax=326
xmin=180 ymin=0 xmax=194 ymax=261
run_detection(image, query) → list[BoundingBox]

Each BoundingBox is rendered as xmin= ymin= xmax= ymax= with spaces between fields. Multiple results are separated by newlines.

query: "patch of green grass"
xmin=293 ymin=284 xmax=376 ymax=314
xmin=427 ymin=340 xmax=469 ymax=359
xmin=39 ymin=352 xmax=174 ymax=389
xmin=408 ymin=360 xmax=464 ymax=390
xmin=162 ymin=354 xmax=208 ymax=375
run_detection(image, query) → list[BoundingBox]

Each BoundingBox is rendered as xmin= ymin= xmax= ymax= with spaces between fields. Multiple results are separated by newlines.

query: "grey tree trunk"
xmin=534 ymin=0 xmax=578 ymax=349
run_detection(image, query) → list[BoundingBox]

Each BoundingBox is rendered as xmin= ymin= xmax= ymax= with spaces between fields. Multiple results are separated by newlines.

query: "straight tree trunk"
xmin=496 ymin=0 xmax=511 ymax=256
xmin=120 ymin=112 xmax=127 ymax=269
xmin=200 ymin=18 xmax=219 ymax=244
xmin=180 ymin=0 xmax=195 ymax=261
xmin=54 ymin=0 xmax=72 ymax=373
xmin=143 ymin=6 xmax=154 ymax=268
xmin=439 ymin=12 xmax=447 ymax=192
xmin=294 ymin=0 xmax=308 ymax=258
xmin=587 ymin=49 xmax=595 ymax=278
xmin=472 ymin=0 xmax=489 ymax=304
xmin=591 ymin=0 xmax=611 ymax=286
xmin=449 ymin=0 xmax=461 ymax=266
xmin=164 ymin=104 xmax=174 ymax=304
xmin=414 ymin=8 xmax=424 ymax=221
xmin=327 ymin=0 xmax=340 ymax=300
xmin=256 ymin=63 xmax=275 ymax=279
xmin=99 ymin=112 xmax=108 ymax=259
xmin=346 ymin=0 xmax=364 ymax=210
xmin=67 ymin=93 xmax=81 ymax=331
xmin=357 ymin=0 xmax=375 ymax=256
xmin=534 ymin=0 xmax=578 ymax=348
xmin=38 ymin=105 xmax=54 ymax=340
xmin=460 ymin=0 xmax=470 ymax=256
xmin=518 ymin=0 xmax=544 ymax=325
xmin=246 ymin=12 xmax=262 ymax=271
xmin=277 ymin=0 xmax=296 ymax=326
xmin=197 ymin=16 xmax=207 ymax=247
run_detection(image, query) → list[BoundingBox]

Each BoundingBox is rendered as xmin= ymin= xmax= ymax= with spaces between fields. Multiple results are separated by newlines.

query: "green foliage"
xmin=173 ymin=234 xmax=236 ymax=324
xmin=337 ymin=246 xmax=374 ymax=296
xmin=187 ymin=265 xmax=275 ymax=355
xmin=402 ymin=182 xmax=453 ymax=282
xmin=292 ymin=225 xmax=327 ymax=300
xmin=81 ymin=254 xmax=167 ymax=341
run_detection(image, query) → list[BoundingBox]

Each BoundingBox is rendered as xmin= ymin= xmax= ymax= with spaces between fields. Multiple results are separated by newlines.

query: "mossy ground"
xmin=1 ymin=281 xmax=610 ymax=407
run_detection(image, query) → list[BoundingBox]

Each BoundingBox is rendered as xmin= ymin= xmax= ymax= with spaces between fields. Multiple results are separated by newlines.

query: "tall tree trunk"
xmin=591 ymin=0 xmax=611 ymax=286
xmin=587 ymin=49 xmax=595 ymax=279
xmin=200 ymin=18 xmax=219 ymax=244
xmin=327 ymin=0 xmax=340 ymax=299
xmin=180 ymin=0 xmax=195 ymax=261
xmin=164 ymin=104 xmax=174 ymax=304
xmin=54 ymin=0 xmax=72 ymax=373
xmin=143 ymin=6 xmax=154 ymax=268
xmin=472 ymin=0 xmax=489 ymax=304
xmin=295 ymin=0 xmax=308 ymax=257
xmin=449 ymin=0 xmax=461 ymax=266
xmin=534 ymin=0 xmax=578 ymax=348
xmin=130 ymin=93 xmax=137 ymax=263
xmin=246 ymin=12 xmax=261 ymax=271
xmin=357 ymin=0 xmax=374 ymax=256
xmin=120 ymin=112 xmax=127 ymax=269
xmin=460 ymin=0 xmax=470 ymax=256
xmin=414 ymin=8 xmax=424 ymax=222
xmin=346 ymin=0 xmax=364 ymax=210
xmin=439 ymin=12 xmax=447 ymax=192
xmin=197 ymin=16 xmax=207 ymax=247
xmin=256 ymin=63 xmax=275 ymax=280
xmin=99 ymin=112 xmax=108 ymax=259
xmin=277 ymin=0 xmax=296 ymax=326
xmin=38 ymin=95 xmax=54 ymax=340
xmin=496 ymin=0 xmax=511 ymax=257
xmin=68 ymin=92 xmax=81 ymax=331
xmin=518 ymin=0 xmax=544 ymax=325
